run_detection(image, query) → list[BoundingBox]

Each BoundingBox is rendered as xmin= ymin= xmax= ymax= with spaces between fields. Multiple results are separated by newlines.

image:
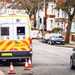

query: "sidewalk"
xmin=58 ymin=42 xmax=75 ymax=48
xmin=0 ymin=71 xmax=5 ymax=75
xmin=33 ymin=39 xmax=75 ymax=48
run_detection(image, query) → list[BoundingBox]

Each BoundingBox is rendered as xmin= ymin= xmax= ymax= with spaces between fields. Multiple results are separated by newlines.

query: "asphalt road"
xmin=33 ymin=39 xmax=75 ymax=75
xmin=0 ymin=39 xmax=75 ymax=75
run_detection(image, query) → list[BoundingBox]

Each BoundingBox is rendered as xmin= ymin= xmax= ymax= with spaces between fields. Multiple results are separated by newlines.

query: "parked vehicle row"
xmin=42 ymin=33 xmax=65 ymax=45
xmin=42 ymin=33 xmax=75 ymax=70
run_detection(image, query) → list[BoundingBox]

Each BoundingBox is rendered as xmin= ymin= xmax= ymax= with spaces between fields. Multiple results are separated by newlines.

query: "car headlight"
xmin=51 ymin=38 xmax=55 ymax=40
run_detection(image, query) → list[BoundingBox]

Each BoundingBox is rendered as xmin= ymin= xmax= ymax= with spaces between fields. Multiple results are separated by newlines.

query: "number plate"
xmin=56 ymin=42 xmax=60 ymax=43
xmin=1 ymin=53 xmax=12 ymax=56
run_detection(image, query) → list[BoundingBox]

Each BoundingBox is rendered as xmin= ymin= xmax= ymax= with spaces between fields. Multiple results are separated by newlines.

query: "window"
xmin=51 ymin=20 xmax=53 ymax=23
xmin=1 ymin=27 xmax=9 ymax=36
xmin=39 ymin=18 xmax=42 ymax=24
xmin=51 ymin=5 xmax=53 ymax=13
xmin=58 ymin=9 xmax=59 ymax=17
xmin=17 ymin=27 xmax=25 ymax=35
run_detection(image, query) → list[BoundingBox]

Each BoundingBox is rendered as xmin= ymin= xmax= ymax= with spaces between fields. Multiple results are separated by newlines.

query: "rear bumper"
xmin=51 ymin=40 xmax=64 ymax=44
xmin=0 ymin=51 xmax=32 ymax=60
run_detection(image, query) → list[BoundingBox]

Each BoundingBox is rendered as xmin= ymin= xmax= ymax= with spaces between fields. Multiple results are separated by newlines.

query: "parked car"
xmin=48 ymin=33 xmax=65 ymax=45
xmin=70 ymin=48 xmax=75 ymax=69
xmin=42 ymin=33 xmax=50 ymax=43
xmin=31 ymin=30 xmax=39 ymax=39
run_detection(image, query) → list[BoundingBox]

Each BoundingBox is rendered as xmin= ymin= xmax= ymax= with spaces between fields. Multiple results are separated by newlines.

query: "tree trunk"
xmin=34 ymin=10 xmax=36 ymax=29
xmin=65 ymin=17 xmax=72 ymax=44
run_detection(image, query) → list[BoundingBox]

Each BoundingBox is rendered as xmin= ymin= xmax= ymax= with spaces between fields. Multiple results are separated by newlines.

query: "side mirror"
xmin=73 ymin=48 xmax=75 ymax=51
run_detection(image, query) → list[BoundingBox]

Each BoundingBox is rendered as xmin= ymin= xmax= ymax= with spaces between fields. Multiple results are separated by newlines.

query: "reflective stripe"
xmin=6 ymin=42 xmax=15 ymax=50
xmin=0 ymin=38 xmax=32 ymax=51
xmin=0 ymin=40 xmax=12 ymax=50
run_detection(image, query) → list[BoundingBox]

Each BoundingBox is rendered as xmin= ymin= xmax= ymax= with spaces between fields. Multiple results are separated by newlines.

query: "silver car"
xmin=48 ymin=34 xmax=64 ymax=45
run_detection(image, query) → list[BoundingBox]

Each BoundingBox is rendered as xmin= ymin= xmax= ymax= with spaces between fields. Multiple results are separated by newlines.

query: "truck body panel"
xmin=0 ymin=9 xmax=32 ymax=61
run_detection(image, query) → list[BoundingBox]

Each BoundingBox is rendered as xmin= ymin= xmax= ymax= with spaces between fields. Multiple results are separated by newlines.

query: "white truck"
xmin=0 ymin=9 xmax=32 ymax=66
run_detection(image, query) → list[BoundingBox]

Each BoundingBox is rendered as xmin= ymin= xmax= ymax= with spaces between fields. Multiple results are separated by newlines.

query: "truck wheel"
xmin=48 ymin=41 xmax=52 ymax=45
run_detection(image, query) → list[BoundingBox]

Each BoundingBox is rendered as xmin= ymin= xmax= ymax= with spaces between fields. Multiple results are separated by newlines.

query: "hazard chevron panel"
xmin=0 ymin=38 xmax=32 ymax=52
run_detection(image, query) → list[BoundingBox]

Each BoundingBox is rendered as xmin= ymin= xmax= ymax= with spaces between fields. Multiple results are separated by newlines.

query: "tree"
xmin=56 ymin=0 xmax=75 ymax=43
xmin=52 ymin=27 xmax=63 ymax=33
xmin=9 ymin=0 xmax=45 ymax=28
xmin=0 ymin=0 xmax=54 ymax=29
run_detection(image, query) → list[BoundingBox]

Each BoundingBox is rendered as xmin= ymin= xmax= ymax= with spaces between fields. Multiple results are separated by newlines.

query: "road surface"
xmin=0 ymin=39 xmax=75 ymax=75
xmin=33 ymin=39 xmax=75 ymax=75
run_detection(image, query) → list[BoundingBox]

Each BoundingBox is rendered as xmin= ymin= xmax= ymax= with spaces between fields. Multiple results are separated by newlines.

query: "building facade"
xmin=36 ymin=1 xmax=75 ymax=42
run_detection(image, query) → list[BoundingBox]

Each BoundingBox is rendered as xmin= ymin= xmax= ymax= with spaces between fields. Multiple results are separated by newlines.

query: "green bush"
xmin=52 ymin=27 xmax=63 ymax=33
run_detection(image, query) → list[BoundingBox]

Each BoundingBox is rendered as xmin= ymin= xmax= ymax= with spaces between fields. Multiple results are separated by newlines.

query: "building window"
xmin=62 ymin=12 xmax=64 ymax=17
xmin=62 ymin=22 xmax=63 ymax=24
xmin=58 ymin=9 xmax=59 ymax=17
xmin=51 ymin=5 xmax=53 ymax=13
xmin=58 ymin=22 xmax=59 ymax=26
xmin=51 ymin=20 xmax=53 ymax=27
xmin=39 ymin=18 xmax=42 ymax=24
xmin=51 ymin=20 xmax=53 ymax=23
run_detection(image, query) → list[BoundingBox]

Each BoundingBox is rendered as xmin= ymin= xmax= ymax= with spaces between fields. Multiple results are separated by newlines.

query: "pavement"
xmin=0 ymin=71 xmax=5 ymax=75
xmin=33 ymin=39 xmax=75 ymax=48
xmin=57 ymin=42 xmax=75 ymax=48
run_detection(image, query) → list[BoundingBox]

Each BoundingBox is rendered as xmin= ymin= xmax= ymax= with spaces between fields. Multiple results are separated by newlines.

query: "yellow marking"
xmin=13 ymin=47 xmax=23 ymax=51
xmin=5 ymin=42 xmax=15 ymax=50
xmin=1 ymin=41 xmax=13 ymax=50
xmin=0 ymin=40 xmax=11 ymax=50
xmin=0 ymin=38 xmax=31 ymax=51
xmin=20 ymin=47 xmax=26 ymax=50
xmin=15 ymin=40 xmax=29 ymax=48
xmin=1 ymin=53 xmax=12 ymax=56
xmin=23 ymin=39 xmax=30 ymax=49
xmin=15 ymin=41 xmax=23 ymax=46
xmin=0 ymin=40 xmax=5 ymax=45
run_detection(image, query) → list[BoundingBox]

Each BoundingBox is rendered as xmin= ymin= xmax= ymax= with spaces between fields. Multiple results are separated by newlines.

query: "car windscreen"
xmin=59 ymin=36 xmax=64 ymax=38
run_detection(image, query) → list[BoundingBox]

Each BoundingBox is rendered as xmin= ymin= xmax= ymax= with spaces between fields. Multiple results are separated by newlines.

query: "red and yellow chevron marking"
xmin=14 ymin=38 xmax=32 ymax=51
xmin=0 ymin=38 xmax=32 ymax=51
xmin=0 ymin=40 xmax=15 ymax=51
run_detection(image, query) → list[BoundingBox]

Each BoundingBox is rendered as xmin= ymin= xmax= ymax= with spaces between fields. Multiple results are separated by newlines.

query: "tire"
xmin=70 ymin=59 xmax=75 ymax=69
xmin=61 ymin=42 xmax=64 ymax=45
xmin=48 ymin=41 xmax=52 ymax=45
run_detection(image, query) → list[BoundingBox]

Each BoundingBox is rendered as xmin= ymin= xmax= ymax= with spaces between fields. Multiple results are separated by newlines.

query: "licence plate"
xmin=1 ymin=53 xmax=12 ymax=56
xmin=56 ymin=42 xmax=60 ymax=43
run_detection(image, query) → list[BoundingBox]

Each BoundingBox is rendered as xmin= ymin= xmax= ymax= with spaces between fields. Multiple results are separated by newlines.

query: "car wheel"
xmin=62 ymin=42 xmax=64 ymax=45
xmin=70 ymin=59 xmax=75 ymax=69
xmin=48 ymin=41 xmax=52 ymax=45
